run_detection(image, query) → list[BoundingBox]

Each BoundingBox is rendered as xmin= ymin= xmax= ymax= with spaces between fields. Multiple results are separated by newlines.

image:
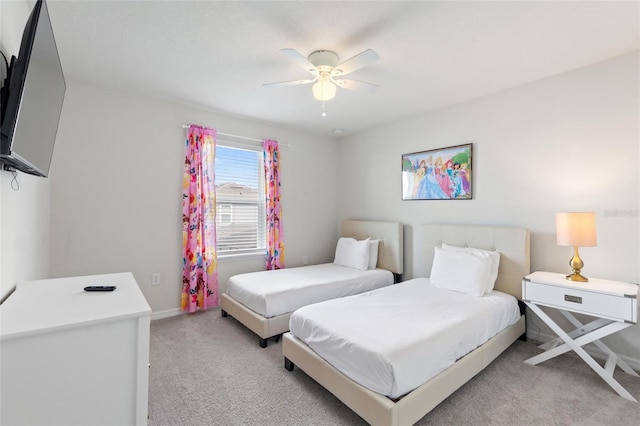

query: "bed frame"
xmin=283 ymin=224 xmax=530 ymax=425
xmin=220 ymin=220 xmax=404 ymax=347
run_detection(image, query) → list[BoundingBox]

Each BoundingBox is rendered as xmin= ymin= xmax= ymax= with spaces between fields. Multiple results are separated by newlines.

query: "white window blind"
xmin=214 ymin=143 xmax=266 ymax=256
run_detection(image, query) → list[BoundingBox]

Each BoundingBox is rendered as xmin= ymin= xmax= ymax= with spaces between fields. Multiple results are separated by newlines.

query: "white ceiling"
xmin=45 ymin=0 xmax=639 ymax=138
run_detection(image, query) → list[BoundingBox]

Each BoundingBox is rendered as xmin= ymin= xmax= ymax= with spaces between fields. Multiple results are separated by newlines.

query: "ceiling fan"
xmin=264 ymin=48 xmax=380 ymax=103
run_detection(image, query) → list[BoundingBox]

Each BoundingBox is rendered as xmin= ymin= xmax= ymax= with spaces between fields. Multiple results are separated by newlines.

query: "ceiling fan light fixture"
xmin=312 ymin=77 xmax=336 ymax=101
xmin=266 ymin=47 xmax=380 ymax=104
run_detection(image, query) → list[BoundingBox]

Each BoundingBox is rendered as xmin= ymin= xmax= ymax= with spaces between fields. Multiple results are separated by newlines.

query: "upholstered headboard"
xmin=342 ymin=220 xmax=404 ymax=275
xmin=421 ymin=224 xmax=530 ymax=299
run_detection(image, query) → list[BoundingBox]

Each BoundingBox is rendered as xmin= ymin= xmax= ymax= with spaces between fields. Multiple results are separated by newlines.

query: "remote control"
xmin=84 ymin=286 xmax=116 ymax=292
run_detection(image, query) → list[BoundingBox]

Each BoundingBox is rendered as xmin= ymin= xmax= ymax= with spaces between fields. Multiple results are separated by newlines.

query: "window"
xmin=214 ymin=143 xmax=266 ymax=256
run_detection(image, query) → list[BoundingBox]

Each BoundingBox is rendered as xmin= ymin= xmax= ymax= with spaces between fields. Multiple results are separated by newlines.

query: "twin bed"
xmin=221 ymin=221 xmax=530 ymax=425
xmin=283 ymin=224 xmax=530 ymax=426
xmin=220 ymin=220 xmax=404 ymax=347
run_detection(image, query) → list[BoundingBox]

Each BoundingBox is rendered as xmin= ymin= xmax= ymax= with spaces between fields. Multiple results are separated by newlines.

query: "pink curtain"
xmin=181 ymin=125 xmax=218 ymax=311
xmin=263 ymin=139 xmax=285 ymax=270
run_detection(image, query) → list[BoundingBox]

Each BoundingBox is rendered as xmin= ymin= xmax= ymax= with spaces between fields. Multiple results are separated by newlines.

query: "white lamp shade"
xmin=555 ymin=212 xmax=597 ymax=247
xmin=312 ymin=79 xmax=336 ymax=101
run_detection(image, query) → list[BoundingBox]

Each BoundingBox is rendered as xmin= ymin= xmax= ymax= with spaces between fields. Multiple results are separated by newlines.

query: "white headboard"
xmin=421 ymin=224 xmax=530 ymax=299
xmin=342 ymin=220 xmax=404 ymax=275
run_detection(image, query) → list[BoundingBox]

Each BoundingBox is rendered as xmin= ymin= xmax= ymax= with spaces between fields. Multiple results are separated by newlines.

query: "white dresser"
xmin=0 ymin=273 xmax=151 ymax=425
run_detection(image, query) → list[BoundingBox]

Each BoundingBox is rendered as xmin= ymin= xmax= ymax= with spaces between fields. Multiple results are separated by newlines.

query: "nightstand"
xmin=522 ymin=271 xmax=639 ymax=402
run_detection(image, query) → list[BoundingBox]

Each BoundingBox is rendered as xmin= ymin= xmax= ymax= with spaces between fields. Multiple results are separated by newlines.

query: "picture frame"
xmin=402 ymin=143 xmax=472 ymax=200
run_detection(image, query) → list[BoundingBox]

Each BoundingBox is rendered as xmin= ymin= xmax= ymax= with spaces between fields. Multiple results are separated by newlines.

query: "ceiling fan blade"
xmin=332 ymin=49 xmax=380 ymax=76
xmin=279 ymin=48 xmax=318 ymax=75
xmin=263 ymin=77 xmax=317 ymax=87
xmin=333 ymin=78 xmax=379 ymax=91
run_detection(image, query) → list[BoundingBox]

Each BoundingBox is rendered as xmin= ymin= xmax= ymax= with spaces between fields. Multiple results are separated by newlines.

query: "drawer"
xmin=523 ymin=281 xmax=636 ymax=323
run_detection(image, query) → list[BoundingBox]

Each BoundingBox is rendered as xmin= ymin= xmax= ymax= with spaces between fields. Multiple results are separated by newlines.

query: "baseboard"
xmin=526 ymin=329 xmax=640 ymax=373
xmin=151 ymin=308 xmax=183 ymax=321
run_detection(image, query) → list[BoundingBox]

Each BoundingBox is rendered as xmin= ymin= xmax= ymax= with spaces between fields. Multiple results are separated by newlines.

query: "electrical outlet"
xmin=303 ymin=256 xmax=308 ymax=265
xmin=151 ymin=273 xmax=161 ymax=286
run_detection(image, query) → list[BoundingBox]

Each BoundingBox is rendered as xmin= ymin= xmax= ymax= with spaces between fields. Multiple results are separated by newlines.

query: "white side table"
xmin=522 ymin=271 xmax=639 ymax=402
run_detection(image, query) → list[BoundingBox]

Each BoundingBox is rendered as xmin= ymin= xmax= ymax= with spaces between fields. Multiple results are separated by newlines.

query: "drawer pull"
xmin=565 ymin=294 xmax=582 ymax=304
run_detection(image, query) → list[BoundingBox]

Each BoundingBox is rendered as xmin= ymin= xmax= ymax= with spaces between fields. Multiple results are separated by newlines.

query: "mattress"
xmin=226 ymin=263 xmax=393 ymax=318
xmin=289 ymin=277 xmax=521 ymax=399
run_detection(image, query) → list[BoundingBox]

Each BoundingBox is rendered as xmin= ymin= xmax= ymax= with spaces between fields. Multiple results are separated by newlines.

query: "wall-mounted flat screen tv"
xmin=0 ymin=0 xmax=65 ymax=178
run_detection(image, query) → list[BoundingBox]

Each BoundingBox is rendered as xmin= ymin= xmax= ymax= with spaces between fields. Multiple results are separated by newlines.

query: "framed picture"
xmin=402 ymin=143 xmax=472 ymax=200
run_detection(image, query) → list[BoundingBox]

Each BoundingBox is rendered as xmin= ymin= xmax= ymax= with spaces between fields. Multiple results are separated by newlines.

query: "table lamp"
xmin=555 ymin=212 xmax=597 ymax=282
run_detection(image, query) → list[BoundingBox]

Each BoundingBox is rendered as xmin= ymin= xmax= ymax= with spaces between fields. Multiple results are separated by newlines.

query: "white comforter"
xmin=289 ymin=277 xmax=521 ymax=399
xmin=226 ymin=263 xmax=393 ymax=318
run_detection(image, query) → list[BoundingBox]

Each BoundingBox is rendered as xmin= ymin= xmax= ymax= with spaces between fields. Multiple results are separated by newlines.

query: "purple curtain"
xmin=181 ymin=125 xmax=218 ymax=311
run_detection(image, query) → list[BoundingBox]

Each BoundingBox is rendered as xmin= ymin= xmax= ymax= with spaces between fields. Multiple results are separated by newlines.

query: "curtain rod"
xmin=181 ymin=124 xmax=290 ymax=147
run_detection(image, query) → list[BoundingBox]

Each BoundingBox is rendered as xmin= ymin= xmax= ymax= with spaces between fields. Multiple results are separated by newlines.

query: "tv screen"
xmin=0 ymin=0 xmax=65 ymax=178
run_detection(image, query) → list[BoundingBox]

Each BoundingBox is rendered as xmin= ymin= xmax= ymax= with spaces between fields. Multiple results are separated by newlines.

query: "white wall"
xmin=0 ymin=0 xmax=52 ymax=301
xmin=337 ymin=52 xmax=640 ymax=363
xmin=50 ymin=82 xmax=339 ymax=315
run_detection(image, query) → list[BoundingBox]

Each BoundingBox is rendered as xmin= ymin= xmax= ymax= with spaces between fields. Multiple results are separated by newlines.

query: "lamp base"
xmin=566 ymin=246 xmax=589 ymax=282
xmin=566 ymin=271 xmax=589 ymax=282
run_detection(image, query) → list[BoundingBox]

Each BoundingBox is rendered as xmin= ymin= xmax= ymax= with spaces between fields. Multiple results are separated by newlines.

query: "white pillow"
xmin=441 ymin=243 xmax=501 ymax=293
xmin=368 ymin=239 xmax=380 ymax=269
xmin=334 ymin=237 xmax=371 ymax=271
xmin=430 ymin=246 xmax=492 ymax=297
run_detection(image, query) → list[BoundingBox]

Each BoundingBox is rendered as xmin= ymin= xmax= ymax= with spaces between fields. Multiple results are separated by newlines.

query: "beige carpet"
xmin=148 ymin=308 xmax=640 ymax=426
